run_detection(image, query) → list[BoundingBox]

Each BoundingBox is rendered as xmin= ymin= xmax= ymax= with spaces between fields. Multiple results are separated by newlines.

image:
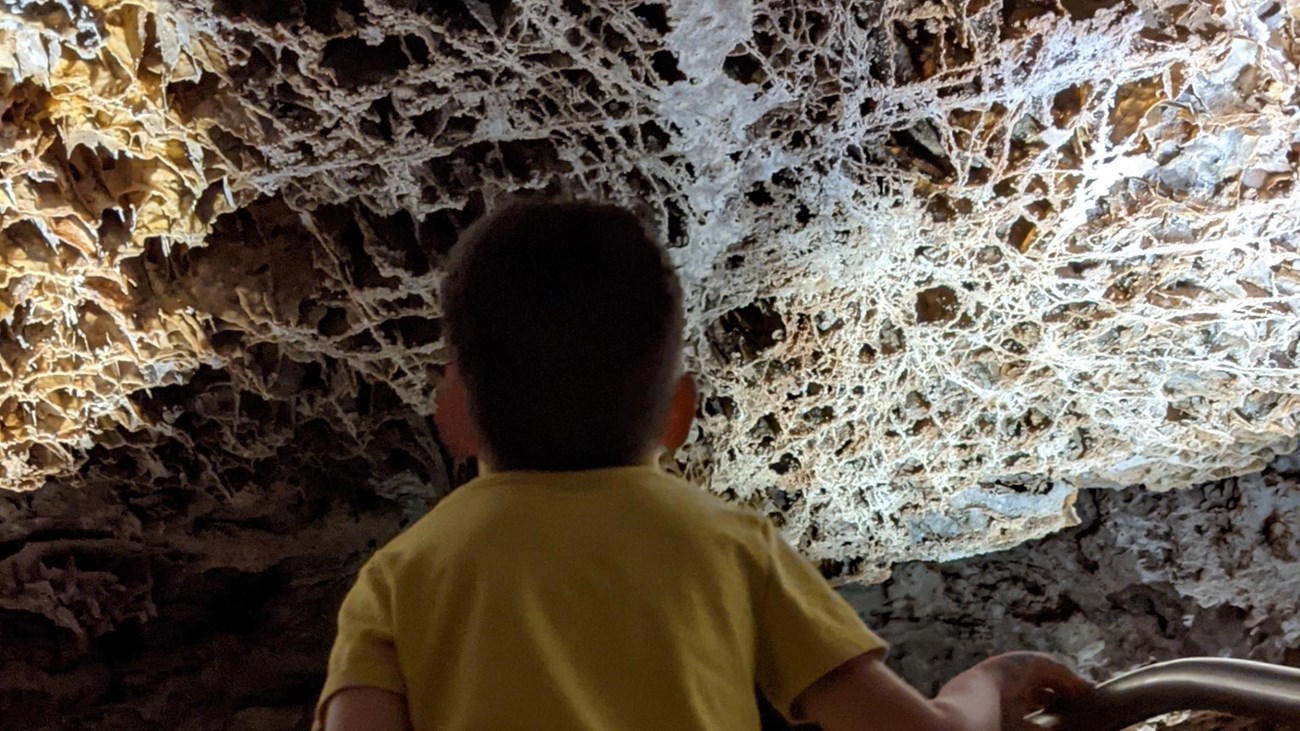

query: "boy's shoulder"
xmin=370 ymin=466 xmax=772 ymax=566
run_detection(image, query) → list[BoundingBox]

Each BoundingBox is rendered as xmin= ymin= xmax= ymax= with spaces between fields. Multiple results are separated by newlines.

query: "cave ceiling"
xmin=1 ymin=0 xmax=1299 ymax=579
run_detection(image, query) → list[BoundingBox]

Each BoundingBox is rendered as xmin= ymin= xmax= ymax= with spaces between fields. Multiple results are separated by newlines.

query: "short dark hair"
xmin=442 ymin=201 xmax=684 ymax=471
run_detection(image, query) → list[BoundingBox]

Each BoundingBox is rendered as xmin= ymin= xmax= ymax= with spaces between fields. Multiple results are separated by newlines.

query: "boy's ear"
xmin=434 ymin=362 xmax=481 ymax=460
xmin=661 ymin=375 xmax=697 ymax=452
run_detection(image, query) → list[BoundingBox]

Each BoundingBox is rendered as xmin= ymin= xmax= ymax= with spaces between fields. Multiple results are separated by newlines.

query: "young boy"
xmin=316 ymin=201 xmax=1092 ymax=731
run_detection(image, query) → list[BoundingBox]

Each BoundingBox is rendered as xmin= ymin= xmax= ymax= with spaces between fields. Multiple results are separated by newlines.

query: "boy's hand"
xmin=953 ymin=652 xmax=1094 ymax=730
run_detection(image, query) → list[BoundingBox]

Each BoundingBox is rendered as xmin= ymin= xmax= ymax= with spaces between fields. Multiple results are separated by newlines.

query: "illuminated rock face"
xmin=853 ymin=451 xmax=1300 ymax=731
xmin=2 ymin=0 xmax=1299 ymax=567
xmin=0 ymin=2 xmax=229 ymax=492
xmin=849 ymin=452 xmax=1300 ymax=697
xmin=1 ymin=0 xmax=1299 ymax=726
xmin=3 ymin=0 xmax=1298 ymax=577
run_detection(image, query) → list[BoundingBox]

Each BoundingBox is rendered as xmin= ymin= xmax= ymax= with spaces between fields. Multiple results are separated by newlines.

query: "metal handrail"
xmin=1058 ymin=658 xmax=1300 ymax=731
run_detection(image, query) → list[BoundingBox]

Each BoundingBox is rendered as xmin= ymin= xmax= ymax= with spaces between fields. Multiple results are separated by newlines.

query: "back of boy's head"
xmin=442 ymin=200 xmax=685 ymax=471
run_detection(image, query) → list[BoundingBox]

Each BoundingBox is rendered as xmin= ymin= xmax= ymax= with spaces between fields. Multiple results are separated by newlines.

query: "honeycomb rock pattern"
xmin=0 ymin=1 xmax=237 ymax=490
xmin=848 ymin=450 xmax=1300 ymax=729
xmin=2 ymin=0 xmax=1300 ymax=583
xmin=848 ymin=451 xmax=1300 ymax=692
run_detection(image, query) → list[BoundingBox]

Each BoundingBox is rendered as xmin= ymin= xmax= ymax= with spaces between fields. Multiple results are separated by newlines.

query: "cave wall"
xmin=3 ymin=0 xmax=1298 ymax=578
xmin=3 ymin=446 xmax=1295 ymax=729
xmin=2 ymin=0 xmax=1300 ymax=728
xmin=851 ymin=450 xmax=1300 ymax=730
xmin=0 ymin=472 xmax=411 ymax=730
xmin=849 ymin=452 xmax=1300 ymax=691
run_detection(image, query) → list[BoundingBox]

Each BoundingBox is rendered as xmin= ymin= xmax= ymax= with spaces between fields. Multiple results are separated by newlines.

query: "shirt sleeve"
xmin=313 ymin=556 xmax=407 ymax=730
xmin=754 ymin=522 xmax=888 ymax=721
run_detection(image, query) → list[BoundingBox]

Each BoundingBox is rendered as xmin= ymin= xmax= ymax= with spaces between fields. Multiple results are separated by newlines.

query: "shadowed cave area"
xmin=1 ymin=0 xmax=1298 ymax=728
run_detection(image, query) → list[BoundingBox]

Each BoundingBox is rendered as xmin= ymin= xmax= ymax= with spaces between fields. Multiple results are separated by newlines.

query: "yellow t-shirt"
xmin=317 ymin=466 xmax=884 ymax=730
